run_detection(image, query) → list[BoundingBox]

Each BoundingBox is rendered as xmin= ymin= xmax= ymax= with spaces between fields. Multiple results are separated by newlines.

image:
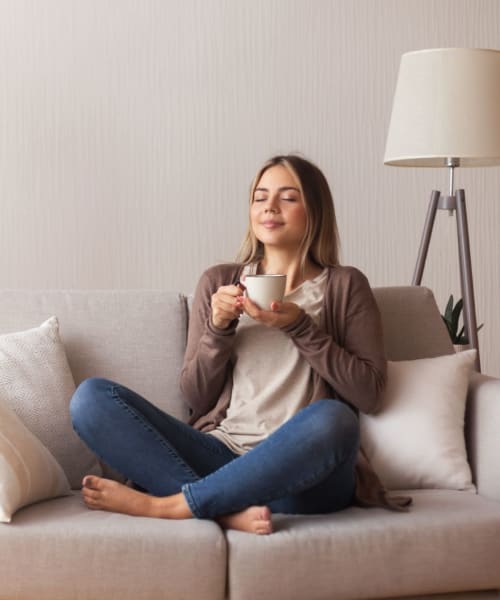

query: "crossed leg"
xmin=71 ymin=378 xmax=358 ymax=536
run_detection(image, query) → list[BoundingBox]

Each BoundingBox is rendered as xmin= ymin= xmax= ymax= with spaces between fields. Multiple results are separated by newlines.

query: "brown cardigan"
xmin=180 ymin=263 xmax=411 ymax=511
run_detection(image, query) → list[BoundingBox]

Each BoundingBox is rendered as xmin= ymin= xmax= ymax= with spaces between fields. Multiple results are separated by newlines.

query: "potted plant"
xmin=442 ymin=294 xmax=483 ymax=351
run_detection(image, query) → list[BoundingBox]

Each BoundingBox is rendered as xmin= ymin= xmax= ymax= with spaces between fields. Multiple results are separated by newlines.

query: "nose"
xmin=264 ymin=194 xmax=280 ymax=213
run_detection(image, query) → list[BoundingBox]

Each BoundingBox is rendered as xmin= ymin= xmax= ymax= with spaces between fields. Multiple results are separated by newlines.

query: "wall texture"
xmin=1 ymin=0 xmax=499 ymax=375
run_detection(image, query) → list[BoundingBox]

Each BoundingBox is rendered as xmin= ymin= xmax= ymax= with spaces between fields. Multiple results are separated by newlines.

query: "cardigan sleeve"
xmin=180 ymin=266 xmax=240 ymax=416
xmin=281 ymin=268 xmax=387 ymax=414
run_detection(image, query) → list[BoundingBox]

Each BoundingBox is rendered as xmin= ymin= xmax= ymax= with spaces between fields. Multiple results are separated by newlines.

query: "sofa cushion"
xmin=0 ymin=317 xmax=101 ymax=488
xmin=373 ymin=286 xmax=454 ymax=360
xmin=0 ymin=396 xmax=70 ymax=522
xmin=0 ymin=493 xmax=227 ymax=600
xmin=360 ymin=350 xmax=476 ymax=491
xmin=226 ymin=490 xmax=500 ymax=600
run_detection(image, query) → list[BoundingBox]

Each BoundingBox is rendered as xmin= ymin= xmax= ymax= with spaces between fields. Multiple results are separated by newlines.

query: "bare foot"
xmin=82 ymin=476 xmax=272 ymax=534
xmin=81 ymin=476 xmax=192 ymax=519
xmin=218 ymin=506 xmax=273 ymax=535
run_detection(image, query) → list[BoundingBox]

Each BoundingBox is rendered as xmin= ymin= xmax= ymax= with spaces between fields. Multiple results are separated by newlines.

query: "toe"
xmin=82 ymin=487 xmax=101 ymax=501
xmin=261 ymin=506 xmax=271 ymax=520
xmin=84 ymin=475 xmax=109 ymax=491
xmin=83 ymin=475 xmax=99 ymax=488
xmin=84 ymin=497 xmax=100 ymax=510
xmin=256 ymin=521 xmax=272 ymax=535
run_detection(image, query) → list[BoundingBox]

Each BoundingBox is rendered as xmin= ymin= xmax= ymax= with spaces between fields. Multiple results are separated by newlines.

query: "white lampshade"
xmin=384 ymin=48 xmax=500 ymax=167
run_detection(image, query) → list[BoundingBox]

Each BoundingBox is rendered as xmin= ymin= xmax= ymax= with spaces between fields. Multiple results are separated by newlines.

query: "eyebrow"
xmin=254 ymin=186 xmax=300 ymax=193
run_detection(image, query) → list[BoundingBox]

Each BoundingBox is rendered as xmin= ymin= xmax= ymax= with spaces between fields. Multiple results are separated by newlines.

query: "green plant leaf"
xmin=457 ymin=325 xmax=468 ymax=344
xmin=441 ymin=295 xmax=484 ymax=345
xmin=451 ymin=298 xmax=463 ymax=337
xmin=441 ymin=316 xmax=453 ymax=340
xmin=444 ymin=295 xmax=454 ymax=322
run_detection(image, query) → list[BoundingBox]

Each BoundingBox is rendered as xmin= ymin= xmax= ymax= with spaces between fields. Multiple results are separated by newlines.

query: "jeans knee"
xmin=307 ymin=399 xmax=359 ymax=458
xmin=70 ymin=377 xmax=113 ymax=429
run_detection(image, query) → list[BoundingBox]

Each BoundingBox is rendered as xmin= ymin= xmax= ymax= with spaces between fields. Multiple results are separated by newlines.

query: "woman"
xmin=70 ymin=155 xmax=391 ymax=536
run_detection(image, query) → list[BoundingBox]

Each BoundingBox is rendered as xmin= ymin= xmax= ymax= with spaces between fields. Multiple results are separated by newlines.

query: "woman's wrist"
xmin=208 ymin=315 xmax=238 ymax=335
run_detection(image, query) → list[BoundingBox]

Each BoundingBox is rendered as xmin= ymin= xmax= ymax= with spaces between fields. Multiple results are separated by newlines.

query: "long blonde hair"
xmin=236 ymin=155 xmax=340 ymax=272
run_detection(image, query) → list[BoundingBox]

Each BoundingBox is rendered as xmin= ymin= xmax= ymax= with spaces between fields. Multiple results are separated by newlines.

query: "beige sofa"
xmin=0 ymin=286 xmax=499 ymax=600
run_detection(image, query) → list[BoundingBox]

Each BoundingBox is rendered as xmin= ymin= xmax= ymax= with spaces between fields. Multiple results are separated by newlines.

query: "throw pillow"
xmin=0 ymin=317 xmax=101 ymax=488
xmin=360 ymin=350 xmax=476 ymax=491
xmin=0 ymin=397 xmax=70 ymax=522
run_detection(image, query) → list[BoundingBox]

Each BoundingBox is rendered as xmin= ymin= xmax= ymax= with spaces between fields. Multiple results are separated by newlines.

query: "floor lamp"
xmin=384 ymin=48 xmax=500 ymax=372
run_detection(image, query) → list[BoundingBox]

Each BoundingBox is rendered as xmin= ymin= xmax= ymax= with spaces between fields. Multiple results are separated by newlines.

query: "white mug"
xmin=244 ymin=274 xmax=286 ymax=310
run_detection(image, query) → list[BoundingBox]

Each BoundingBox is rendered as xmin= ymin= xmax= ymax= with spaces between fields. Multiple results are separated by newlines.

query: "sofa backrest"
xmin=372 ymin=286 xmax=453 ymax=360
xmin=0 ymin=290 xmax=190 ymax=422
xmin=0 ymin=285 xmax=452 ymax=425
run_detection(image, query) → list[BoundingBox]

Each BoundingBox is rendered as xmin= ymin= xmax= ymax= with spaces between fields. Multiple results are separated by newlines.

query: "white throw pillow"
xmin=0 ymin=317 xmax=101 ymax=488
xmin=0 ymin=398 xmax=70 ymax=522
xmin=360 ymin=350 xmax=476 ymax=491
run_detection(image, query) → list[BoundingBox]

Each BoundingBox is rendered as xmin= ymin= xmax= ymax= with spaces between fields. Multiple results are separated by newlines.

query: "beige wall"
xmin=1 ymin=0 xmax=499 ymax=376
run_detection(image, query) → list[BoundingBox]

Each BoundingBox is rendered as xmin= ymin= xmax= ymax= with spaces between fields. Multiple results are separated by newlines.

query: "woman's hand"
xmin=241 ymin=297 xmax=303 ymax=329
xmin=211 ymin=283 xmax=245 ymax=329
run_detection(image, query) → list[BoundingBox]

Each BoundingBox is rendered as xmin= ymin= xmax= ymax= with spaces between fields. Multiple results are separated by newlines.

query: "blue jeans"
xmin=70 ymin=377 xmax=359 ymax=519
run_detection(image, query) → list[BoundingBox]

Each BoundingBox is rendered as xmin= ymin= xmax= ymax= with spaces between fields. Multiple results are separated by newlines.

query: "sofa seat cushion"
xmin=226 ymin=490 xmax=500 ymax=600
xmin=0 ymin=493 xmax=226 ymax=600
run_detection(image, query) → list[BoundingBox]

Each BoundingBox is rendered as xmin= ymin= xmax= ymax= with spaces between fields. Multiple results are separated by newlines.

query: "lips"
xmin=261 ymin=221 xmax=284 ymax=229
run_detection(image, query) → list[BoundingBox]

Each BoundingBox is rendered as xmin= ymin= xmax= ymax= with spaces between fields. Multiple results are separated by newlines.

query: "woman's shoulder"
xmin=324 ymin=265 xmax=379 ymax=321
xmin=324 ymin=265 xmax=375 ymax=308
xmin=326 ymin=264 xmax=370 ymax=287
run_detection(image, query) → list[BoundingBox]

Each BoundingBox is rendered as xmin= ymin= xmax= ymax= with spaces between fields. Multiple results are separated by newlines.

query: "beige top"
xmin=208 ymin=267 xmax=328 ymax=454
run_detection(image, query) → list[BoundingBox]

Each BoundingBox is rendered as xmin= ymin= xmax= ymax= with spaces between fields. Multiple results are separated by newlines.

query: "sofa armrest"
xmin=466 ymin=372 xmax=500 ymax=500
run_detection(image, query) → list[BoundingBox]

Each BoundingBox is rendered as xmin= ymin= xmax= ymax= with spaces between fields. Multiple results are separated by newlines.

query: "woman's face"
xmin=250 ymin=165 xmax=308 ymax=251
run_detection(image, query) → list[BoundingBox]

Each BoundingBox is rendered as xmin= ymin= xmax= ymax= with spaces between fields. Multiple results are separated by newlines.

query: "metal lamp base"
xmin=412 ymin=189 xmax=481 ymax=371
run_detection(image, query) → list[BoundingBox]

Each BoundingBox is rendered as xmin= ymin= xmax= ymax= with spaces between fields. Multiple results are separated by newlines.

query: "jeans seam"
xmin=176 ymin=429 xmax=232 ymax=457
xmin=181 ymin=483 xmax=202 ymax=518
xmin=109 ymin=385 xmax=200 ymax=480
xmin=111 ymin=384 xmax=230 ymax=459
xmin=72 ymin=421 xmax=108 ymax=467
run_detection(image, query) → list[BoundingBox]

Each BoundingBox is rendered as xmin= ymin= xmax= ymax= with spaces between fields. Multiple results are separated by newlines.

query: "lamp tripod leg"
xmin=456 ymin=190 xmax=481 ymax=371
xmin=412 ymin=191 xmax=440 ymax=285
